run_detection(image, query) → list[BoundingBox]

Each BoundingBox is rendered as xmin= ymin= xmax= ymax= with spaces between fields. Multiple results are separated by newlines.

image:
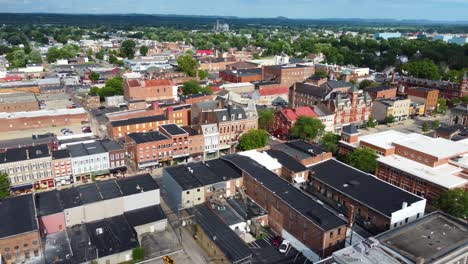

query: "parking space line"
xmin=263 ymin=238 xmax=271 ymax=245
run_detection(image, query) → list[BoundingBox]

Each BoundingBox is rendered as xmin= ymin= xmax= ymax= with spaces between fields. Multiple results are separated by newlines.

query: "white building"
xmin=67 ymin=141 xmax=110 ymax=182
xmin=200 ymin=124 xmax=220 ymax=160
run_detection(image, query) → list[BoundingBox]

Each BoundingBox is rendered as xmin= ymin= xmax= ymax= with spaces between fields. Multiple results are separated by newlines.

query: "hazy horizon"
xmin=1 ymin=0 xmax=468 ymax=21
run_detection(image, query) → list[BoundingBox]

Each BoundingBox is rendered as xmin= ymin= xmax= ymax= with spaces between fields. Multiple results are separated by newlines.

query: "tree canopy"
xmin=319 ymin=132 xmax=340 ymax=154
xmin=139 ymin=45 xmax=149 ymax=56
xmin=181 ymin=80 xmax=211 ymax=95
xmin=177 ymin=55 xmax=198 ymax=77
xmin=433 ymin=189 xmax=468 ymax=219
xmin=342 ymin=148 xmax=377 ymax=174
xmin=401 ymin=59 xmax=440 ymax=80
xmin=120 ymin=39 xmax=136 ymax=59
xmin=46 ymin=45 xmax=79 ymax=63
xmin=258 ymin=109 xmax=274 ymax=130
xmin=0 ymin=172 xmax=10 ymax=199
xmin=89 ymin=76 xmax=123 ymax=100
xmin=290 ymin=116 xmax=325 ymax=140
xmin=239 ymin=129 xmax=268 ymax=151
xmin=89 ymin=72 xmax=100 ymax=82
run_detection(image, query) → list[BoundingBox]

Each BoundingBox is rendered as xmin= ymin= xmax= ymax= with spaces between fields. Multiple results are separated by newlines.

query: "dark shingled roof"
xmin=77 ymin=184 xmax=103 ymax=204
xmin=35 ymin=190 xmax=63 ymax=217
xmin=265 ymin=149 xmax=307 ymax=173
xmin=52 ymin=149 xmax=70 ymax=160
xmin=117 ymin=174 xmax=159 ymax=195
xmin=124 ymin=205 xmax=166 ymax=228
xmin=342 ymin=124 xmax=358 ymax=135
xmin=310 ymin=159 xmax=424 ymax=217
xmin=160 ymin=124 xmax=188 ymax=136
xmin=0 ymin=194 xmax=38 ymax=238
xmin=128 ymin=131 xmax=169 ymax=144
xmin=110 ymin=114 xmax=166 ymax=127
xmin=59 ymin=187 xmax=83 ymax=209
xmin=95 ymin=180 xmax=122 ymax=200
xmin=192 ymin=204 xmax=252 ymax=262
xmin=222 ymin=155 xmax=346 ymax=230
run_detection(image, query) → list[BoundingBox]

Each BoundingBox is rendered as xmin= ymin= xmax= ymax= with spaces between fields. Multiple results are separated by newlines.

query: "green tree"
xmin=29 ymin=50 xmax=42 ymax=64
xmin=433 ymin=189 xmax=468 ymax=219
xmin=319 ymin=132 xmax=340 ymax=154
xmin=139 ymin=45 xmax=149 ymax=56
xmin=0 ymin=172 xmax=10 ymax=199
xmin=89 ymin=72 xmax=100 ymax=83
xmin=239 ymin=129 xmax=268 ymax=151
xmin=452 ymin=97 xmax=462 ymax=106
xmin=258 ymin=109 xmax=274 ymax=130
xmin=89 ymin=87 xmax=100 ymax=96
xmin=6 ymin=49 xmax=27 ymax=68
xmin=366 ymin=119 xmax=376 ymax=128
xmin=177 ymin=55 xmax=198 ymax=77
xmin=359 ymin=79 xmax=375 ymax=90
xmin=384 ymin=115 xmax=396 ymax=124
xmin=432 ymin=120 xmax=440 ymax=129
xmin=120 ymin=39 xmax=136 ymax=59
xmin=436 ymin=98 xmax=448 ymax=114
xmin=96 ymin=49 xmax=105 ymax=60
xmin=290 ymin=116 xmax=325 ymax=141
xmin=181 ymin=80 xmax=211 ymax=95
xmin=422 ymin=122 xmax=429 ymax=132
xmin=132 ymin=247 xmax=145 ymax=262
xmin=198 ymin=69 xmax=208 ymax=79
xmin=462 ymin=95 xmax=468 ymax=104
xmin=342 ymin=148 xmax=377 ymax=174
xmin=402 ymin=59 xmax=440 ymax=80
xmin=314 ymin=70 xmax=327 ymax=78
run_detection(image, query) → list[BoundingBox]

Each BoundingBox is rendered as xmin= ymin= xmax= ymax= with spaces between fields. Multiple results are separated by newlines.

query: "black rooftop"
xmin=59 ymin=188 xmax=83 ymax=209
xmin=52 ymin=149 xmax=71 ymax=160
xmin=95 ymin=180 xmax=122 ymax=200
xmin=0 ymin=194 xmax=38 ymax=238
xmin=160 ymin=124 xmax=188 ymax=136
xmin=266 ymin=149 xmax=307 ymax=173
xmin=310 ymin=159 xmax=424 ymax=217
xmin=205 ymin=159 xmax=242 ymax=180
xmin=128 ymin=131 xmax=169 ymax=144
xmin=110 ymin=114 xmax=166 ymax=127
xmin=189 ymin=162 xmax=222 ymax=186
xmin=181 ymin=126 xmax=199 ymax=136
xmin=192 ymin=204 xmax=252 ymax=263
xmin=117 ymin=174 xmax=159 ymax=195
xmin=0 ymin=144 xmax=50 ymax=164
xmin=271 ymin=140 xmax=326 ymax=162
xmin=35 ymin=190 xmax=63 ymax=217
xmin=77 ymin=184 xmax=103 ymax=204
xmin=365 ymin=85 xmax=395 ymax=92
xmin=342 ymin=124 xmax=359 ymax=135
xmin=222 ymin=155 xmax=347 ymax=230
xmin=164 ymin=165 xmax=203 ymax=190
xmin=124 ymin=205 xmax=166 ymax=228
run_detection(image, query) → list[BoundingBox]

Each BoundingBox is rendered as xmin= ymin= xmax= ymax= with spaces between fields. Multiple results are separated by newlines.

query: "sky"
xmin=1 ymin=0 xmax=468 ymax=21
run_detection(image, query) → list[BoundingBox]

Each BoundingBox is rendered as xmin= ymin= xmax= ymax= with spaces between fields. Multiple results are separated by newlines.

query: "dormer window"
xmin=238 ymin=113 xmax=242 ymax=118
xmin=222 ymin=115 xmax=226 ymax=121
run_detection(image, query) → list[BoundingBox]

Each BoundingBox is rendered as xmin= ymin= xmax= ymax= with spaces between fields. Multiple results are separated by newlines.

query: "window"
xmin=337 ymin=228 xmax=341 ymax=235
xmin=186 ymin=191 xmax=190 ymax=194
xmin=405 ymin=217 xmax=409 ymax=223
xmin=417 ymin=213 xmax=420 ymax=219
xmin=329 ymin=231 xmax=334 ymax=238
xmin=394 ymin=223 xmax=397 ymax=228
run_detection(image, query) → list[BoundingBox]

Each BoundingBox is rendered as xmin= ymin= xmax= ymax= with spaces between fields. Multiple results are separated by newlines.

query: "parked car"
xmin=272 ymin=236 xmax=283 ymax=247
xmin=82 ymin=126 xmax=91 ymax=133
xmin=278 ymin=240 xmax=290 ymax=254
xmin=64 ymin=131 xmax=74 ymax=136
xmin=60 ymin=128 xmax=70 ymax=133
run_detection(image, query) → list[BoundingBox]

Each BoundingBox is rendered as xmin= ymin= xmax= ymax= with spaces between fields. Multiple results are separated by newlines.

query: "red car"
xmin=272 ymin=236 xmax=283 ymax=247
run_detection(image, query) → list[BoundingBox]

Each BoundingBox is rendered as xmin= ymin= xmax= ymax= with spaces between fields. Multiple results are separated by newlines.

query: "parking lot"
xmin=249 ymin=233 xmax=310 ymax=264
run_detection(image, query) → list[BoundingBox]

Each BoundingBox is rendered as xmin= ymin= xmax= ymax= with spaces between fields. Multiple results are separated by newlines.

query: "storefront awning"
xmin=10 ymin=183 xmax=33 ymax=191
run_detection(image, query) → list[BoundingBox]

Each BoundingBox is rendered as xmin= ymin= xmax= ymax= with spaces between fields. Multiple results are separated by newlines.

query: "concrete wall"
xmin=181 ymin=187 xmax=205 ymax=209
xmin=123 ymin=189 xmax=160 ymax=212
xmin=282 ymin=229 xmax=321 ymax=263
xmin=161 ymin=170 xmax=183 ymax=211
xmin=39 ymin=212 xmax=66 ymax=235
xmin=99 ymin=197 xmax=125 ymax=218
xmin=389 ymin=199 xmax=426 ymax=229
xmin=134 ymin=219 xmax=168 ymax=243
xmin=93 ymin=249 xmax=133 ymax=264
xmin=64 ymin=206 xmax=85 ymax=227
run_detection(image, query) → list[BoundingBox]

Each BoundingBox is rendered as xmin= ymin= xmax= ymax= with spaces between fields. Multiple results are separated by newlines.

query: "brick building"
xmin=182 ymin=126 xmax=204 ymax=159
xmin=219 ymin=68 xmax=262 ymax=83
xmin=399 ymin=75 xmax=467 ymax=99
xmin=223 ymin=155 xmax=348 ymax=257
xmin=125 ymin=131 xmax=173 ymax=169
xmin=108 ymin=114 xmax=168 ymax=139
xmin=289 ymin=80 xmax=352 ymax=109
xmin=308 ymin=159 xmax=426 ymax=234
xmin=262 ymin=64 xmax=315 ymax=87
xmin=123 ymin=78 xmax=177 ymax=102
xmin=51 ymin=149 xmax=74 ymax=188
xmin=0 ymin=194 xmax=42 ymax=263
xmin=271 ymin=106 xmax=319 ymax=139
xmin=450 ymin=103 xmax=468 ymax=126
xmin=0 ymin=81 xmax=40 ymax=94
xmin=372 ymin=97 xmax=411 ymax=122
xmin=364 ymin=86 xmax=397 ymax=100
xmin=0 ymin=108 xmax=88 ymax=133
xmin=340 ymin=129 xmax=468 ymax=203
xmin=406 ymin=87 xmax=439 ymax=115
xmin=0 ymin=92 xmax=39 ymax=112
xmin=159 ymin=124 xmax=190 ymax=160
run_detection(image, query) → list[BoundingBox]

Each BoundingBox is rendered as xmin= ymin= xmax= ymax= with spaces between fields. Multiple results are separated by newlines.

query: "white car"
xmin=278 ymin=240 xmax=290 ymax=254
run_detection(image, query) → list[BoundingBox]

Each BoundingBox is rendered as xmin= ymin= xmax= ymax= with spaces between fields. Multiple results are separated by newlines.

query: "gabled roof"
xmin=279 ymin=106 xmax=318 ymax=122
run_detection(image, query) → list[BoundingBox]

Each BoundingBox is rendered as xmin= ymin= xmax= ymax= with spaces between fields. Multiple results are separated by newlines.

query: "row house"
xmin=219 ymin=68 xmax=262 ymax=83
xmin=182 ymin=126 xmax=205 ymax=160
xmin=159 ymin=124 xmax=190 ymax=160
xmin=126 ymin=131 xmax=173 ymax=170
xmin=364 ymin=85 xmax=397 ymax=100
xmin=372 ymin=97 xmax=411 ymax=122
xmin=123 ymin=78 xmax=178 ymax=102
xmin=271 ymin=106 xmax=321 ymax=139
xmin=339 ymin=127 xmax=468 ymax=203
xmin=0 ymin=144 xmax=53 ymax=193
xmin=262 ymin=64 xmax=315 ymax=87
xmin=398 ymin=74 xmax=467 ymax=99
xmin=162 ymin=158 xmax=243 ymax=210
xmin=51 ymin=149 xmax=73 ymax=188
xmin=200 ymin=124 xmax=220 ymax=160
xmin=223 ymin=155 xmax=348 ymax=258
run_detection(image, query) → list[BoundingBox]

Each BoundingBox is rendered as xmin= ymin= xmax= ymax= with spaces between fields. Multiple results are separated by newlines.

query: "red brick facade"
xmin=0 ymin=111 xmax=88 ymax=132
xmin=123 ymin=79 xmax=175 ymax=101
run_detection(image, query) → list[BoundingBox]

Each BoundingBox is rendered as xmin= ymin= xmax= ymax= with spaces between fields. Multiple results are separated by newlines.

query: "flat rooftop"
xmin=160 ymin=124 xmax=188 ymax=136
xmin=310 ymin=159 xmax=424 ymax=217
xmin=222 ymin=155 xmax=347 ymax=230
xmin=239 ymin=150 xmax=282 ymax=171
xmin=378 ymin=212 xmax=468 ymax=263
xmin=0 ymin=92 xmax=37 ymax=103
xmin=35 ymin=190 xmax=63 ymax=217
xmin=378 ymin=155 xmax=467 ymax=189
xmin=392 ymin=133 xmax=468 ymax=159
xmin=116 ymin=173 xmax=159 ymax=195
xmin=271 ymin=140 xmax=327 ymax=163
xmin=0 ymin=108 xmax=86 ymax=119
xmin=124 ymin=205 xmax=167 ymax=228
xmin=265 ymin=149 xmax=307 ymax=173
xmin=0 ymin=194 xmax=38 ymax=238
xmin=127 ymin=131 xmax=169 ymax=144
xmin=359 ymin=130 xmax=407 ymax=150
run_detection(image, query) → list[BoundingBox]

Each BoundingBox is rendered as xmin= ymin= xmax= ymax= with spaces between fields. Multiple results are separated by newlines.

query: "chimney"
xmin=347 ymin=204 xmax=355 ymax=228
xmin=152 ymin=101 xmax=159 ymax=110
xmin=402 ymin=202 xmax=408 ymax=209
xmin=166 ymin=106 xmax=174 ymax=119
xmin=416 ymin=257 xmax=425 ymax=264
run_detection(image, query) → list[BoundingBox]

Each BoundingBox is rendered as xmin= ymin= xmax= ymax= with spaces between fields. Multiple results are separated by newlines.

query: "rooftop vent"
xmin=95 ymin=228 xmax=103 ymax=235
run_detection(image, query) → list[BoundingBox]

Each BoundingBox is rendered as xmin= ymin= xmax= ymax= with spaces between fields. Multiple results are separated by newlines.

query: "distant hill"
xmin=0 ymin=13 xmax=467 ymax=28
